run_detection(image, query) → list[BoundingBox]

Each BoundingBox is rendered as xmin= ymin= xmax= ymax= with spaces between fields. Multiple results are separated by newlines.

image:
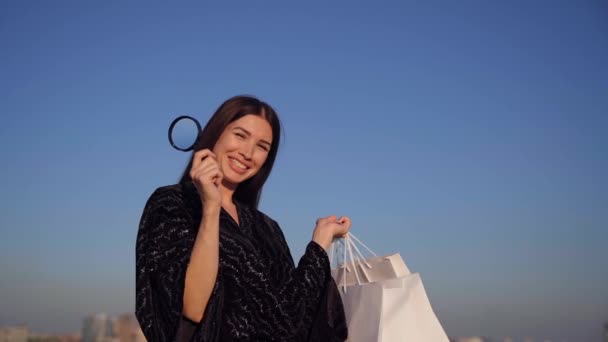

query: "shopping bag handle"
xmin=329 ymin=232 xmax=378 ymax=265
xmin=349 ymin=233 xmax=378 ymax=257
xmin=330 ymin=232 xmax=379 ymax=291
xmin=347 ymin=234 xmax=365 ymax=285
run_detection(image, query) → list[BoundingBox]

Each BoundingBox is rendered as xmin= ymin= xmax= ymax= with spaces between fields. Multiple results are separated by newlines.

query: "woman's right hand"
xmin=190 ymin=149 xmax=223 ymax=208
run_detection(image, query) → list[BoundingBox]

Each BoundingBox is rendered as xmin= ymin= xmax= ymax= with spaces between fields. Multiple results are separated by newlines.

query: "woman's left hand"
xmin=312 ymin=215 xmax=352 ymax=250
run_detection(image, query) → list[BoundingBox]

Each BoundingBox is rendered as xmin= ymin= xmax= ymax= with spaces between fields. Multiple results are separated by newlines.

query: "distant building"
xmin=25 ymin=335 xmax=62 ymax=342
xmin=0 ymin=327 xmax=80 ymax=342
xmin=81 ymin=314 xmax=115 ymax=342
xmin=55 ymin=334 xmax=81 ymax=342
xmin=450 ymin=338 xmax=490 ymax=342
xmin=133 ymin=327 xmax=145 ymax=342
xmin=114 ymin=314 xmax=144 ymax=342
xmin=80 ymin=313 xmax=143 ymax=342
xmin=0 ymin=326 xmax=29 ymax=342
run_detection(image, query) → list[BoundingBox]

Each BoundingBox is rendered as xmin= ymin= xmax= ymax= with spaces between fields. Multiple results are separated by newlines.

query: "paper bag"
xmin=330 ymin=234 xmax=449 ymax=342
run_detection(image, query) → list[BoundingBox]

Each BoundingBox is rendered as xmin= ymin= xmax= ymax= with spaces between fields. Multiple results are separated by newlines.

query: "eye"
xmin=258 ymin=144 xmax=270 ymax=152
xmin=235 ymin=132 xmax=246 ymax=139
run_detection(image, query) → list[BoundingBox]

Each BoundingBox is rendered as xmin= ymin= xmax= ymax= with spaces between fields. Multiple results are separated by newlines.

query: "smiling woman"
xmin=135 ymin=95 xmax=351 ymax=342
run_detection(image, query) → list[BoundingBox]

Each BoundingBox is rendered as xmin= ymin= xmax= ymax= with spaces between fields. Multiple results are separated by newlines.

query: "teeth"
xmin=232 ymin=158 xmax=248 ymax=170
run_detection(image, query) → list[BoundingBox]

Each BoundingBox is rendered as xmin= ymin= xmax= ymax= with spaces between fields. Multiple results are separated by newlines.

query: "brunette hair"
xmin=179 ymin=95 xmax=281 ymax=208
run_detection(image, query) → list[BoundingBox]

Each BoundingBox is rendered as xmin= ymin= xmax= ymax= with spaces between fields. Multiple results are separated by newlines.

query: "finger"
xmin=213 ymin=169 xmax=223 ymax=186
xmin=316 ymin=215 xmax=336 ymax=226
xmin=192 ymin=149 xmax=217 ymax=169
xmin=191 ymin=149 xmax=210 ymax=172
xmin=192 ymin=165 xmax=221 ymax=185
xmin=342 ymin=217 xmax=352 ymax=229
xmin=199 ymin=163 xmax=220 ymax=175
xmin=191 ymin=152 xmax=218 ymax=175
xmin=196 ymin=167 xmax=222 ymax=187
xmin=333 ymin=216 xmax=351 ymax=235
xmin=338 ymin=216 xmax=351 ymax=226
xmin=335 ymin=222 xmax=351 ymax=236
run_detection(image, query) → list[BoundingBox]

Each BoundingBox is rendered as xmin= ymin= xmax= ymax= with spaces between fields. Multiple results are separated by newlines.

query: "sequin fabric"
xmin=135 ymin=182 xmax=347 ymax=341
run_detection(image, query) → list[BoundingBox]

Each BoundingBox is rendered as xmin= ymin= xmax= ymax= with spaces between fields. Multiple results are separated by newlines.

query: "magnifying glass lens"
xmin=169 ymin=116 xmax=201 ymax=152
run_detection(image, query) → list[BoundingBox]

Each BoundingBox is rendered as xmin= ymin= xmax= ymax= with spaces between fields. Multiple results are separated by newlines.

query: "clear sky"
xmin=1 ymin=1 xmax=607 ymax=341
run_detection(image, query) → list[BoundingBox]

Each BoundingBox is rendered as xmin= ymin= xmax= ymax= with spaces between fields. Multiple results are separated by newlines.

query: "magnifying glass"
xmin=168 ymin=115 xmax=202 ymax=152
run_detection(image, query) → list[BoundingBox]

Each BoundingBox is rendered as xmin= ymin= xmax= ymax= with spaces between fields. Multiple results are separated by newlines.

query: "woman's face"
xmin=213 ymin=114 xmax=273 ymax=188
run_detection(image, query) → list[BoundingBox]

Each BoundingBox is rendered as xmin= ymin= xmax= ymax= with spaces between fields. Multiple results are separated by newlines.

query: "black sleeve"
xmin=135 ymin=187 xmax=223 ymax=342
xmin=233 ymin=215 xmax=346 ymax=341
xmin=307 ymin=272 xmax=348 ymax=342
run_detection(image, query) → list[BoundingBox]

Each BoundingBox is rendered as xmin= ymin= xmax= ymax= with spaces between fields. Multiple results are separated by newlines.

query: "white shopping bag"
xmin=330 ymin=234 xmax=449 ymax=342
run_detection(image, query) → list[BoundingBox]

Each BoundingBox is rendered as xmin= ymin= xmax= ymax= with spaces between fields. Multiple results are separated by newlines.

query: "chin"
xmin=224 ymin=173 xmax=250 ymax=188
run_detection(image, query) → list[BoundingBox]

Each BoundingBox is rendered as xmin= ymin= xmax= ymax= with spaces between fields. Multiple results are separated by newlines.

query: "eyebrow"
xmin=234 ymin=126 xmax=272 ymax=146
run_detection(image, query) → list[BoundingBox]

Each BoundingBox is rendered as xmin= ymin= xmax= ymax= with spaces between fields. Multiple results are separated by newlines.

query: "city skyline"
xmin=6 ymin=315 xmax=604 ymax=342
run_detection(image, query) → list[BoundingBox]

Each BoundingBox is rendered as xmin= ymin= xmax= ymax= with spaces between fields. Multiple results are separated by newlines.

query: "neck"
xmin=219 ymin=180 xmax=236 ymax=207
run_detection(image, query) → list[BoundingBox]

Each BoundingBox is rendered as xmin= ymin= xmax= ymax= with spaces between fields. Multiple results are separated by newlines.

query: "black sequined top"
xmin=135 ymin=182 xmax=347 ymax=341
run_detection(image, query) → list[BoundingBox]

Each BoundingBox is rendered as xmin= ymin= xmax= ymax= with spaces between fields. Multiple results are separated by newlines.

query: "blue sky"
xmin=1 ymin=1 xmax=607 ymax=340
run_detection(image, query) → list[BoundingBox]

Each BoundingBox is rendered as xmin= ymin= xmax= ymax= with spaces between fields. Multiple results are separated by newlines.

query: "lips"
xmin=228 ymin=157 xmax=251 ymax=175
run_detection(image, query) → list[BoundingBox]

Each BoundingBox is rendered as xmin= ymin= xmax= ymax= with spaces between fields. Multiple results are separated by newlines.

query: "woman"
xmin=135 ymin=95 xmax=350 ymax=341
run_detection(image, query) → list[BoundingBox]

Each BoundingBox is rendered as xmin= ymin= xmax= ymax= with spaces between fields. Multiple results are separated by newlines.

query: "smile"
xmin=229 ymin=157 xmax=250 ymax=173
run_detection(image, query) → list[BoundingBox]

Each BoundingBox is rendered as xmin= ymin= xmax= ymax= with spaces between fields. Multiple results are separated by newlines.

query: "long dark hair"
xmin=179 ymin=95 xmax=281 ymax=209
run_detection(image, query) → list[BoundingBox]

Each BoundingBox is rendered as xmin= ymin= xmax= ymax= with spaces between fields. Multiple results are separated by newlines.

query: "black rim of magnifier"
xmin=168 ymin=115 xmax=202 ymax=152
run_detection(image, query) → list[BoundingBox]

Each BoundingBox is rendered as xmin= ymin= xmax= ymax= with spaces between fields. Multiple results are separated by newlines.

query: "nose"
xmin=239 ymin=141 xmax=255 ymax=160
